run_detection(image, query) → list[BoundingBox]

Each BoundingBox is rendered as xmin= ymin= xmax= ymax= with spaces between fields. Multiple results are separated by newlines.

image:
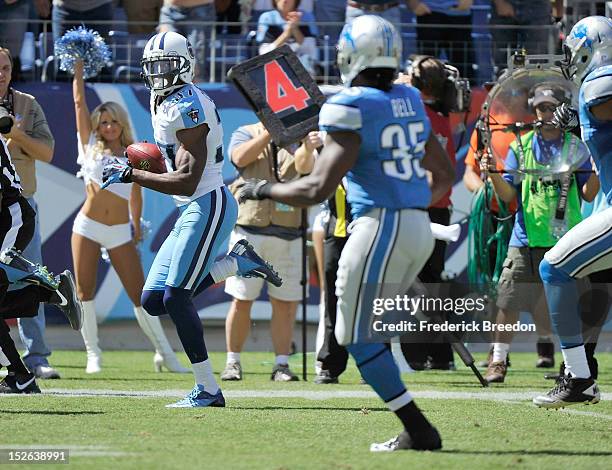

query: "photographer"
xmin=395 ymin=56 xmax=462 ymax=369
xmin=0 ymin=47 xmax=60 ymax=380
xmin=484 ymin=84 xmax=599 ymax=384
xmin=221 ymin=122 xmax=317 ymax=382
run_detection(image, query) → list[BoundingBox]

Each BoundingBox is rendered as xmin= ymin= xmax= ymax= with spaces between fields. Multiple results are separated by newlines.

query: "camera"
xmin=407 ymin=57 xmax=471 ymax=116
xmin=0 ymin=99 xmax=13 ymax=134
xmin=444 ymin=63 xmax=471 ymax=114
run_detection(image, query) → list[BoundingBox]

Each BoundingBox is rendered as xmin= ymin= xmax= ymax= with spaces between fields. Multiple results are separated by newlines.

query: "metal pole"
xmin=301 ymin=208 xmax=308 ymax=381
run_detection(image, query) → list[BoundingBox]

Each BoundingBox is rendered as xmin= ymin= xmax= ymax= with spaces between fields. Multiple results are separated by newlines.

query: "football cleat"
xmin=228 ymin=239 xmax=283 ymax=287
xmin=0 ymin=372 xmax=41 ymax=394
xmin=533 ymin=374 xmax=600 ymax=408
xmin=49 ymin=271 xmax=83 ymax=331
xmin=165 ymin=385 xmax=226 ymax=408
xmin=370 ymin=427 xmax=442 ymax=452
xmin=0 ymin=248 xmax=59 ymax=290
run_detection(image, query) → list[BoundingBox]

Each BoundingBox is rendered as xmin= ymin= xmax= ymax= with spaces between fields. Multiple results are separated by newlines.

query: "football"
xmin=126 ymin=142 xmax=167 ymax=174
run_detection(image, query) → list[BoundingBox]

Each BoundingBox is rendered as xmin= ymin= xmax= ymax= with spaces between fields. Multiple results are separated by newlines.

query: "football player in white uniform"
xmin=102 ymin=31 xmax=281 ymax=408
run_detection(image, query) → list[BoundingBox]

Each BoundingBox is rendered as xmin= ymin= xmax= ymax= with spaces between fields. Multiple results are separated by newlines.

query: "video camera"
xmin=0 ymin=98 xmax=13 ymax=134
xmin=407 ymin=57 xmax=471 ymax=116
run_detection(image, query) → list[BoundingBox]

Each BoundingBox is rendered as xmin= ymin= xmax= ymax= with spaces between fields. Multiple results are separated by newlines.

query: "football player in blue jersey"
xmin=101 ymin=31 xmax=282 ymax=408
xmin=239 ymin=15 xmax=455 ymax=451
xmin=533 ymin=16 xmax=612 ymax=408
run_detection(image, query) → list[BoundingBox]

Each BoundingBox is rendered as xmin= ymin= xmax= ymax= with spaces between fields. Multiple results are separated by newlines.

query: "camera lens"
xmin=0 ymin=106 xmax=13 ymax=134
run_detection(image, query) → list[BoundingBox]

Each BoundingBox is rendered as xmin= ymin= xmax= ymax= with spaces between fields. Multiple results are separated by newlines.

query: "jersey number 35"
xmin=381 ymin=122 xmax=427 ymax=181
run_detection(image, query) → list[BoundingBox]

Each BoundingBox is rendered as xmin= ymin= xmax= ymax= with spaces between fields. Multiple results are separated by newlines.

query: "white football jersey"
xmin=151 ymin=84 xmax=224 ymax=206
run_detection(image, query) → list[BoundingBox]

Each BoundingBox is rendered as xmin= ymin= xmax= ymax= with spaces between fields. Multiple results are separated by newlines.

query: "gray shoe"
xmin=271 ymin=364 xmax=299 ymax=382
xmin=33 ymin=365 xmax=61 ymax=380
xmin=220 ymin=362 xmax=242 ymax=381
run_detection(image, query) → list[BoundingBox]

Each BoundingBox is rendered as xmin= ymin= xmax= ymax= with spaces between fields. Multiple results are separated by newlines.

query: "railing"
xmin=3 ymin=18 xmax=564 ymax=86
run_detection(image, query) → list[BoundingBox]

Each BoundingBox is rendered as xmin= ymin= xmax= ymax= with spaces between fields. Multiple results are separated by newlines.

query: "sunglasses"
xmin=535 ymin=104 xmax=557 ymax=113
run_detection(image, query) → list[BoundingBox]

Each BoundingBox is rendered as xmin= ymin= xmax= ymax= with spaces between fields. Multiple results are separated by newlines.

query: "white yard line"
xmin=3 ymin=388 xmax=612 ymax=425
xmin=3 ymin=388 xmax=611 ymax=420
xmin=4 ymin=387 xmax=609 ymax=402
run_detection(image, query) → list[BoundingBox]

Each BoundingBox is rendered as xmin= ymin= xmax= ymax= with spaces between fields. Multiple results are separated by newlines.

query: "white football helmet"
xmin=337 ymin=15 xmax=402 ymax=86
xmin=141 ymin=31 xmax=196 ymax=97
xmin=562 ymin=16 xmax=612 ymax=85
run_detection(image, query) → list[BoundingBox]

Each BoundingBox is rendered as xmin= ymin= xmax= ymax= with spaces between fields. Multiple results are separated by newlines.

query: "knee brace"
xmin=141 ymin=290 xmax=166 ymax=317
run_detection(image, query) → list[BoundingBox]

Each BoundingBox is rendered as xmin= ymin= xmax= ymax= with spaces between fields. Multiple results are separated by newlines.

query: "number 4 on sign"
xmin=264 ymin=60 xmax=310 ymax=113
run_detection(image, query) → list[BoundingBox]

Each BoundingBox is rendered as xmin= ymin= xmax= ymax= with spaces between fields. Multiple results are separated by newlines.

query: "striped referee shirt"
xmin=0 ymin=136 xmax=23 ymax=206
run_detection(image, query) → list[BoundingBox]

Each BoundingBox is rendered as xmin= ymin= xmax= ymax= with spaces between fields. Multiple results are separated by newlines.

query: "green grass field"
xmin=2 ymin=351 xmax=611 ymax=469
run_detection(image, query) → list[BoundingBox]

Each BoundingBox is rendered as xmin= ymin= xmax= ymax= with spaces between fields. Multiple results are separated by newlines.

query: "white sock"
xmin=192 ymin=359 xmax=220 ymax=394
xmin=562 ymin=345 xmax=590 ymax=379
xmin=492 ymin=343 xmax=510 ymax=363
xmin=227 ymin=352 xmax=241 ymax=364
xmin=275 ymin=354 xmax=289 ymax=366
xmin=209 ymin=256 xmax=238 ymax=283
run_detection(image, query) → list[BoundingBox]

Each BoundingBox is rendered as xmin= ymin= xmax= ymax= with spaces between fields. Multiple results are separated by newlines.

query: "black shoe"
xmin=536 ymin=341 xmax=555 ymax=368
xmin=370 ymin=427 xmax=442 ymax=452
xmin=533 ymin=374 xmax=600 ymax=408
xmin=314 ymin=370 xmax=338 ymax=384
xmin=49 ymin=271 xmax=83 ymax=330
xmin=0 ymin=372 xmax=41 ymax=394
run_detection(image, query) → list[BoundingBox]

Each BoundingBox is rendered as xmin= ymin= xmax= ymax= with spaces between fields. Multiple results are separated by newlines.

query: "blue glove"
xmin=101 ymin=159 xmax=133 ymax=189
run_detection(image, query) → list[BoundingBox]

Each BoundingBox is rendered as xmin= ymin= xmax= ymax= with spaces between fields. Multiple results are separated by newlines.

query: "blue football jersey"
xmin=579 ymin=65 xmax=612 ymax=204
xmin=319 ymin=85 xmax=432 ymax=218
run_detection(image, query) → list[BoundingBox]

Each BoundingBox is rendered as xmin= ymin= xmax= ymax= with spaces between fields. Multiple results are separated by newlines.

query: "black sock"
xmin=394 ymin=401 xmax=432 ymax=435
xmin=0 ymin=320 xmax=29 ymax=375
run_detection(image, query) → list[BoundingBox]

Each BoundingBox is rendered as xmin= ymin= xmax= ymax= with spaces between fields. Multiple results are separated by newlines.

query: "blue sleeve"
xmin=503 ymin=147 xmax=519 ymax=186
xmin=228 ymin=126 xmax=254 ymax=158
xmin=576 ymin=146 xmax=593 ymax=187
xmin=318 ymin=90 xmax=363 ymax=133
xmin=256 ymin=11 xmax=272 ymax=43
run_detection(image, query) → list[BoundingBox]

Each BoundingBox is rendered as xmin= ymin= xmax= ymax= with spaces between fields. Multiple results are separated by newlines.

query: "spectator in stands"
xmin=0 ymin=0 xmax=31 ymax=81
xmin=71 ymin=59 xmax=188 ymax=375
xmin=124 ymin=0 xmax=163 ymax=34
xmin=395 ymin=57 xmax=457 ymax=370
xmin=345 ymin=1 xmax=402 ymax=30
xmin=256 ymin=0 xmax=318 ymax=75
xmin=51 ymin=0 xmax=114 ymax=42
xmin=0 ymin=47 xmax=59 ymax=379
xmin=484 ymin=84 xmax=599 ymax=384
xmin=408 ymin=0 xmax=474 ymax=83
xmin=314 ymin=0 xmax=345 ymax=47
xmin=221 ymin=123 xmax=318 ymax=382
xmin=158 ymin=0 xmax=215 ymax=80
xmin=216 ymin=0 xmax=241 ymax=35
xmin=490 ymin=0 xmax=554 ymax=71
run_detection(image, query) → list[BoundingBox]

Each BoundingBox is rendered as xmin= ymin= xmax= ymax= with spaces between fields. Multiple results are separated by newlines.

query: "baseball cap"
xmin=531 ymin=84 xmax=570 ymax=107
